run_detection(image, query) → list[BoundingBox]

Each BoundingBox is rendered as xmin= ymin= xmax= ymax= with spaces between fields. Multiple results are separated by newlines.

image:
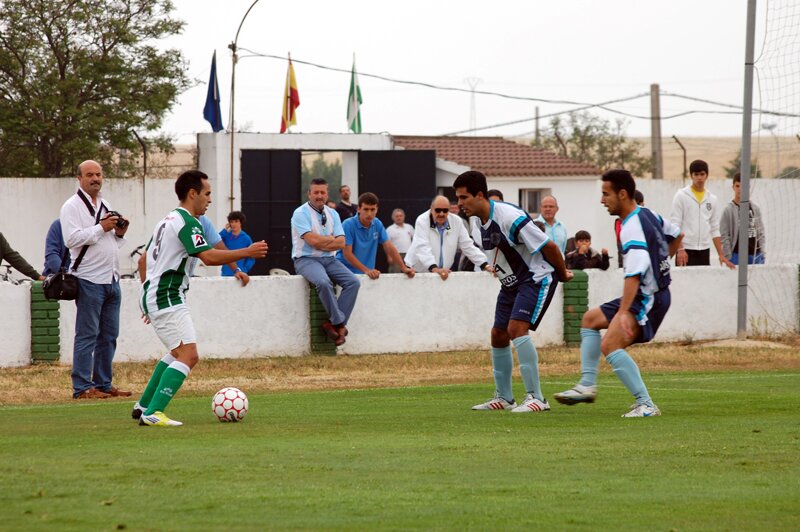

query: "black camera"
xmin=106 ymin=210 xmax=129 ymax=229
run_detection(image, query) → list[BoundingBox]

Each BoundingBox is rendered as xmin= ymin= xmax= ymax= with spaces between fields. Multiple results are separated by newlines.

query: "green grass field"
xmin=1 ymin=370 xmax=798 ymax=531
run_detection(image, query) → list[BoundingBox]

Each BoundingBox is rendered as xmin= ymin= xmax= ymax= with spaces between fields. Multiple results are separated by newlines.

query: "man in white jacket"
xmin=670 ymin=159 xmax=735 ymax=269
xmin=404 ymin=196 xmax=490 ymax=280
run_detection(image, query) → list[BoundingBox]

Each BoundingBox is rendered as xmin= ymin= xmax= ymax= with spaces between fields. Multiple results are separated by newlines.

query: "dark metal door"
xmin=358 ymin=150 xmax=436 ymax=271
xmin=240 ymin=150 xmax=301 ymax=275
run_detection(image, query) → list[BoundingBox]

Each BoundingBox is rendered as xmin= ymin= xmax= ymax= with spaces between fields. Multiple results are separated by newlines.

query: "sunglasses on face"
xmin=434 ymin=208 xmax=449 ymax=214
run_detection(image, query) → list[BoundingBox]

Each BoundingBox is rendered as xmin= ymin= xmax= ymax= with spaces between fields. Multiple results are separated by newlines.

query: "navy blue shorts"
xmin=493 ymin=275 xmax=558 ymax=331
xmin=600 ymin=289 xmax=671 ymax=344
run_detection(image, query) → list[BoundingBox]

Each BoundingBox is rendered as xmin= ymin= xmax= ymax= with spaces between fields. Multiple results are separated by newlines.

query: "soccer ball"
xmin=212 ymin=387 xmax=249 ymax=422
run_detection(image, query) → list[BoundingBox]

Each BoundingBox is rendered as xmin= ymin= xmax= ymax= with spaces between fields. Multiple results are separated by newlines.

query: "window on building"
xmin=519 ymin=188 xmax=551 ymax=217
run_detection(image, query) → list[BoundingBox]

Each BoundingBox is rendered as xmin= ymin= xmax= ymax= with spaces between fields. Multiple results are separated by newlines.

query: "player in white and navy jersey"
xmin=134 ymin=171 xmax=267 ymax=427
xmin=454 ymin=171 xmax=573 ymax=414
xmin=554 ymin=169 xmax=683 ymax=418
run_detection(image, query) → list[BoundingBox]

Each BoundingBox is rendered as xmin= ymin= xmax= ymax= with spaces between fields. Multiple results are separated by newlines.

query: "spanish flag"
xmin=280 ymin=55 xmax=300 ymax=133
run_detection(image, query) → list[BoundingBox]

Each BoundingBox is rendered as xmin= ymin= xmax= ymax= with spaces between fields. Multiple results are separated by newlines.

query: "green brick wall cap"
xmin=564 ymin=270 xmax=589 ymax=344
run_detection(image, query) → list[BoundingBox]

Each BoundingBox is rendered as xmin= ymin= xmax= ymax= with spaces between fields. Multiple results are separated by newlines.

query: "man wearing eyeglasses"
xmin=403 ymin=196 xmax=490 ymax=281
xmin=291 ymin=178 xmax=360 ymax=346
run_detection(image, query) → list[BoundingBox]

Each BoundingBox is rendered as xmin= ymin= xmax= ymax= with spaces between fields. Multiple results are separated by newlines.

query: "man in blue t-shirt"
xmin=218 ymin=211 xmax=255 ymax=277
xmin=337 ymin=192 xmax=415 ymax=279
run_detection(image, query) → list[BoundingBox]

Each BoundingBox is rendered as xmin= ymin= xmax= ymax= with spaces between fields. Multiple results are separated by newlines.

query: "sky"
xmin=159 ymin=0 xmax=792 ymax=145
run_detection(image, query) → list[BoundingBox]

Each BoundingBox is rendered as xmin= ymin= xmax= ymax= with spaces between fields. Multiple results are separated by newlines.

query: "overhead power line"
xmin=235 ymin=49 xmax=800 ymax=136
xmin=238 ymin=48 xmax=648 ymax=109
xmin=662 ymin=91 xmax=800 ymax=117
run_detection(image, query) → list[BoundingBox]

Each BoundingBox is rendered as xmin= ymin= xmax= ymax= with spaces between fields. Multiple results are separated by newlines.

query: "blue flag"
xmin=203 ymin=51 xmax=224 ymax=132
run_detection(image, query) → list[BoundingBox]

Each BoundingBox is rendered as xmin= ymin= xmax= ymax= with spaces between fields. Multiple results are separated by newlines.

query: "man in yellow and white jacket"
xmin=669 ymin=159 xmax=735 ymax=269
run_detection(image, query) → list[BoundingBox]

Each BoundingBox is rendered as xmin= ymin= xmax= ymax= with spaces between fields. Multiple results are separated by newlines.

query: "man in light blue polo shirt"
xmin=291 ymin=178 xmax=360 ymax=346
xmin=534 ymin=195 xmax=568 ymax=255
xmin=337 ymin=192 xmax=415 ymax=280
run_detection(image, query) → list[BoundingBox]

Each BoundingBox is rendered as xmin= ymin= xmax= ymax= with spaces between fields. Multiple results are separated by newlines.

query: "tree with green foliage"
xmin=777 ymin=166 xmax=799 ymax=179
xmin=301 ymin=154 xmax=343 ymax=198
xmin=723 ymin=149 xmax=762 ymax=179
xmin=532 ymin=111 xmax=652 ymax=177
xmin=0 ymin=0 xmax=190 ymax=177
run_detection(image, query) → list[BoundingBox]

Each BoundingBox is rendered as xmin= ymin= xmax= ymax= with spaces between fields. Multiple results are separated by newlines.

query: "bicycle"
xmin=120 ymin=244 xmax=147 ymax=280
xmin=0 ymin=263 xmax=32 ymax=285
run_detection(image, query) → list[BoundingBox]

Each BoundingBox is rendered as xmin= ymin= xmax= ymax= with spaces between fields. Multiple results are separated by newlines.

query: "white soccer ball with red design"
xmin=212 ymin=387 xmax=249 ymax=422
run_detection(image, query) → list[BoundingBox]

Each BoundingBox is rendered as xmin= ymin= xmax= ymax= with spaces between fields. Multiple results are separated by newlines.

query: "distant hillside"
xmin=633 ymin=136 xmax=800 ymax=180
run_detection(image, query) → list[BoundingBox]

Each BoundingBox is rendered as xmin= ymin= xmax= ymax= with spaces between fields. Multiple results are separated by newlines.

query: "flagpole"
xmin=228 ymin=0 xmax=261 ymax=213
xmin=285 ymin=53 xmax=292 ymax=133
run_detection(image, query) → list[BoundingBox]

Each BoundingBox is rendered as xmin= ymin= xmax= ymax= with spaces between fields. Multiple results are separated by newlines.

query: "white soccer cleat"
xmin=554 ymin=384 xmax=598 ymax=406
xmin=139 ymin=411 xmax=183 ymax=427
xmin=622 ymin=402 xmax=661 ymax=418
xmin=511 ymin=394 xmax=551 ymax=413
xmin=131 ymin=401 xmax=145 ymax=420
xmin=472 ymin=394 xmax=516 ymax=411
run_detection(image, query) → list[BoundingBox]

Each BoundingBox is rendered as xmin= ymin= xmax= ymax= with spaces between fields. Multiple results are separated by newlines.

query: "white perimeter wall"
xmin=58 ymin=276 xmax=311 ymax=364
xmin=342 ymin=272 xmax=562 ymax=355
xmin=0 ymin=282 xmax=32 ymax=367
xmin=587 ymin=265 xmax=799 ymax=340
xmin=1 ymin=267 xmax=797 ymax=367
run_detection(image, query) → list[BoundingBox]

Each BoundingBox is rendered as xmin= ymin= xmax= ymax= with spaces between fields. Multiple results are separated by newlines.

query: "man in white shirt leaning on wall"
xmin=404 ymin=196 xmax=491 ymax=281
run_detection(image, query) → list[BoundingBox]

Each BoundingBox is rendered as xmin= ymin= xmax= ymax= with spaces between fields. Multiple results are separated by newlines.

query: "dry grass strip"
xmin=2 ymin=341 xmax=798 ymax=406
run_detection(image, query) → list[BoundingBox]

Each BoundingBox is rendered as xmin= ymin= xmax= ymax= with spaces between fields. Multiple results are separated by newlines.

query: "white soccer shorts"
xmin=148 ymin=305 xmax=197 ymax=351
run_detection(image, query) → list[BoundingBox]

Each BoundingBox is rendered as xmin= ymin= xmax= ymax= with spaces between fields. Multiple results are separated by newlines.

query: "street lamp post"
xmin=762 ymin=123 xmax=780 ymax=177
xmin=672 ymin=135 xmax=687 ymax=183
xmin=228 ymin=0 xmax=261 ymax=213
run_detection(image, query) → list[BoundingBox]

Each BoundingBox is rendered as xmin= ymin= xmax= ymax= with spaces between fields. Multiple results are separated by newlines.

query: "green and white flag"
xmin=347 ymin=58 xmax=362 ymax=133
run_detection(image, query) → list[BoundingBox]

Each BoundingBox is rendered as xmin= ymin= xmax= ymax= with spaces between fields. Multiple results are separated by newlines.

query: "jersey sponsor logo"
xmin=499 ymin=274 xmax=517 ymax=287
xmin=192 ymin=233 xmax=207 ymax=248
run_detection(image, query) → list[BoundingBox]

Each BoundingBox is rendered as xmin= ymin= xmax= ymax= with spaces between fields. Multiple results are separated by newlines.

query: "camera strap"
xmin=71 ymin=190 xmax=106 ymax=272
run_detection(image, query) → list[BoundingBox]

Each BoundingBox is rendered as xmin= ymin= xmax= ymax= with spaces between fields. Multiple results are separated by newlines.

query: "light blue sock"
xmin=491 ymin=346 xmax=514 ymax=402
xmin=579 ymin=328 xmax=602 ymax=387
xmin=606 ymin=349 xmax=651 ymax=405
xmin=512 ymin=336 xmax=543 ymax=401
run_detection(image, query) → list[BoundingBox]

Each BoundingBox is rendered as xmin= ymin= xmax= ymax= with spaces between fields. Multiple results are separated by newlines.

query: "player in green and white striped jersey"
xmin=139 ymin=206 xmax=211 ymax=314
xmin=135 ymin=170 xmax=268 ymax=427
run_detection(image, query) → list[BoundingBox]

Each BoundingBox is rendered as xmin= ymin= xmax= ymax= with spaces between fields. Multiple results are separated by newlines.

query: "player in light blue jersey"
xmin=554 ymin=169 xmax=683 ymax=417
xmin=454 ymin=171 xmax=573 ymax=413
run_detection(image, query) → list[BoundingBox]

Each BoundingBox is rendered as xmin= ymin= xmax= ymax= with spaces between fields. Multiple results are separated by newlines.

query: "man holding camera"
xmin=60 ymin=160 xmax=132 ymax=399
